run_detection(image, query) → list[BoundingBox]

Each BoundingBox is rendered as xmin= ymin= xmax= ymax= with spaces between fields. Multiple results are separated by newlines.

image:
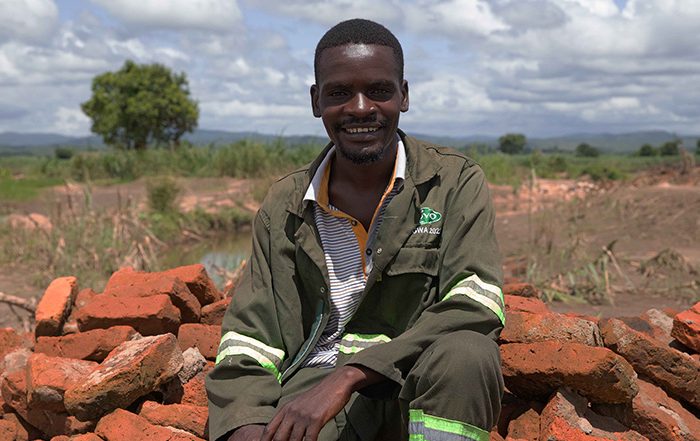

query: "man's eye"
xmin=329 ymin=90 xmax=347 ymax=97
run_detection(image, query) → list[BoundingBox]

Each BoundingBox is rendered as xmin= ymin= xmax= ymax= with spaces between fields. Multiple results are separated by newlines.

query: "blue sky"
xmin=0 ymin=0 xmax=698 ymax=138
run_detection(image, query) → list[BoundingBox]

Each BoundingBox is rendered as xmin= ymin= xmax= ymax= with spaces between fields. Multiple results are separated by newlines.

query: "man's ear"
xmin=310 ymin=84 xmax=321 ymax=118
xmin=400 ymin=80 xmax=409 ymax=113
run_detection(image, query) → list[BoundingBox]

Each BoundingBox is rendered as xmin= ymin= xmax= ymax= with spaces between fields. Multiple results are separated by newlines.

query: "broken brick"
xmin=35 ymin=326 xmax=138 ymax=362
xmin=177 ymin=324 xmax=220 ymax=360
xmin=35 ymin=277 xmax=78 ymax=337
xmin=75 ymin=294 xmax=180 ymax=336
xmin=64 ymin=334 xmax=183 ymax=421
xmin=501 ymin=341 xmax=638 ymax=404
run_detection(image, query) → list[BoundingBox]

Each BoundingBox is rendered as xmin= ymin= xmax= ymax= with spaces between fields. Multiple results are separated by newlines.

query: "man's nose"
xmin=345 ymin=92 xmax=375 ymax=116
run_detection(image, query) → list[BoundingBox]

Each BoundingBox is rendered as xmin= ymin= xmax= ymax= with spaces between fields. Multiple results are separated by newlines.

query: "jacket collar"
xmin=287 ymin=129 xmax=441 ymax=217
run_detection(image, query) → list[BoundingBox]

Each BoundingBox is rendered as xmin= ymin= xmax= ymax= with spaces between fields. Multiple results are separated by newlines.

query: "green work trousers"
xmin=277 ymin=330 xmax=503 ymax=441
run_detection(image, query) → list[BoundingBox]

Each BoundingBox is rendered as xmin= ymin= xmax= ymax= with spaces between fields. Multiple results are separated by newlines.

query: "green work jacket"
xmin=206 ymin=130 xmax=504 ymax=441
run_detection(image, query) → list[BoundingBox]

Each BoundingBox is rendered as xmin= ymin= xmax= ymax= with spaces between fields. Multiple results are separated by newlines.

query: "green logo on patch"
xmin=419 ymin=207 xmax=442 ymax=225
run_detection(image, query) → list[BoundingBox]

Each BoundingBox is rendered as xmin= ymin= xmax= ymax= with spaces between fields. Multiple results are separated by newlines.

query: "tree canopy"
xmin=575 ymin=143 xmax=600 ymax=157
xmin=498 ymin=133 xmax=527 ymax=155
xmin=81 ymin=60 xmax=199 ymax=150
xmin=659 ymin=140 xmax=680 ymax=156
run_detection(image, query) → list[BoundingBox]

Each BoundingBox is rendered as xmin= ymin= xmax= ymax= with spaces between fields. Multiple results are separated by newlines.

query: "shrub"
xmin=54 ymin=147 xmax=75 ymax=160
xmin=638 ymin=144 xmax=657 ymax=157
xmin=575 ymin=143 xmax=600 ymax=157
xmin=659 ymin=140 xmax=680 ymax=156
xmin=146 ymin=176 xmax=181 ymax=213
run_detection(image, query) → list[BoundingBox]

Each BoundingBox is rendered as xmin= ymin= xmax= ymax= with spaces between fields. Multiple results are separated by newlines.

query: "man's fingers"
xmin=260 ymin=410 xmax=285 ymax=441
xmin=288 ymin=423 xmax=306 ymax=441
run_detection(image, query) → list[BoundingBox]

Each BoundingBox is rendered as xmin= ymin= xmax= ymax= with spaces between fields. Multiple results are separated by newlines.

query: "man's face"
xmin=311 ymin=44 xmax=409 ymax=164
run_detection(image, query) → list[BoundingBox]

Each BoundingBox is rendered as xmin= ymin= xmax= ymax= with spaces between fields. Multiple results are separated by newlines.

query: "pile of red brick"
xmin=0 ymin=267 xmax=698 ymax=440
xmin=1 ymin=265 xmax=229 ymax=441
xmin=495 ymin=283 xmax=700 ymax=441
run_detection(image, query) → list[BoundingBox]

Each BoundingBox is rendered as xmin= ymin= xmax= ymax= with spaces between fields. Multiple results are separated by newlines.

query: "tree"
xmin=81 ymin=60 xmax=198 ymax=150
xmin=638 ymin=144 xmax=657 ymax=157
xmin=659 ymin=140 xmax=680 ymax=156
xmin=498 ymin=133 xmax=527 ymax=155
xmin=696 ymin=139 xmax=700 ymax=155
xmin=575 ymin=143 xmax=599 ymax=157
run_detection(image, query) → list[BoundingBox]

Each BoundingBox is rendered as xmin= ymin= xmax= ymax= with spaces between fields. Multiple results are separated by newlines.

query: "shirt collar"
xmin=303 ymin=135 xmax=406 ymax=203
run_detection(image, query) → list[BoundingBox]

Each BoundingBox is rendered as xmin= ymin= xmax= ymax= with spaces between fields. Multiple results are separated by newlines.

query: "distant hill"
xmin=1 ymin=129 xmax=698 ymax=156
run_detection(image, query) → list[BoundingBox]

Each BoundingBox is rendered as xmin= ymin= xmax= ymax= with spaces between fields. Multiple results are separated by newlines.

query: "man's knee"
xmin=425 ymin=330 xmax=501 ymax=379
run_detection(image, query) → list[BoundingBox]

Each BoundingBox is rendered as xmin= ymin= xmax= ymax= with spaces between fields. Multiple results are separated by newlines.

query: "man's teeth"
xmin=346 ymin=127 xmax=378 ymax=134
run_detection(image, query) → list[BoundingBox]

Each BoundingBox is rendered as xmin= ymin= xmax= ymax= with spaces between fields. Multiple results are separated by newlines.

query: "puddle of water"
xmin=160 ymin=232 xmax=252 ymax=289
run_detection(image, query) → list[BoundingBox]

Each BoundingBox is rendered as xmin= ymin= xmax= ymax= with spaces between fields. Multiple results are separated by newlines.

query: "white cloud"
xmin=90 ymin=0 xmax=243 ymax=32
xmin=50 ymin=106 xmax=90 ymax=135
xmin=0 ymin=0 xmax=58 ymax=43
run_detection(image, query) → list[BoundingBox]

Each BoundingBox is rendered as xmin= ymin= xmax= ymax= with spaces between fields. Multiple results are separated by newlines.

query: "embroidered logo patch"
xmin=419 ymin=207 xmax=442 ymax=225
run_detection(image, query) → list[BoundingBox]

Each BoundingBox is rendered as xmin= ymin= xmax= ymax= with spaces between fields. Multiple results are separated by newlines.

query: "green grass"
xmin=0 ymin=176 xmax=63 ymax=202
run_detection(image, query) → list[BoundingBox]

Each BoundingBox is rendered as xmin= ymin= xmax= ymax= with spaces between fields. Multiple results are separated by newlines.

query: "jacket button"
xmin=366 ymin=249 xmax=372 ymax=256
xmin=376 ymin=248 xmax=383 ymax=255
xmin=320 ymin=287 xmax=326 ymax=294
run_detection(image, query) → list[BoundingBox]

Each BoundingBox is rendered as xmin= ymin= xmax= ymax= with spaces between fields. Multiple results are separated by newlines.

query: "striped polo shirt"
xmin=300 ymin=138 xmax=407 ymax=368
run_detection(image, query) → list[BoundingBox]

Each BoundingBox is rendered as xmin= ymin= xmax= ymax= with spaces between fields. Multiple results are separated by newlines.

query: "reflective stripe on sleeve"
xmin=216 ymin=331 xmax=285 ymax=381
xmin=338 ymin=333 xmax=391 ymax=354
xmin=443 ymin=275 xmax=505 ymax=325
xmin=408 ymin=409 xmax=489 ymax=441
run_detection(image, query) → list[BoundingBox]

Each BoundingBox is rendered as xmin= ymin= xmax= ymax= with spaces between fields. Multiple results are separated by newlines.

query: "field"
xmin=0 ymin=141 xmax=698 ymax=329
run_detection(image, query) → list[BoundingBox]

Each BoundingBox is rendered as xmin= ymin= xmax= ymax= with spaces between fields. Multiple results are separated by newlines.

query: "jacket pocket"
xmin=385 ymin=248 xmax=439 ymax=277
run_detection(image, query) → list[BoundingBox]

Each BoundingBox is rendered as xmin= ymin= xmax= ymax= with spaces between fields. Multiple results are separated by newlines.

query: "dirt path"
xmin=2 ymin=166 xmax=699 ymax=328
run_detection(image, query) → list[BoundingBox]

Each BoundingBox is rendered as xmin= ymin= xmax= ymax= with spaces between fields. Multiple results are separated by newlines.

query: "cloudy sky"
xmin=0 ymin=0 xmax=698 ymax=138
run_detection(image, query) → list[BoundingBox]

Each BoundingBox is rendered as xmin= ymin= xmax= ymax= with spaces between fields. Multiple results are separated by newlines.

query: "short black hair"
xmin=314 ymin=18 xmax=404 ymax=83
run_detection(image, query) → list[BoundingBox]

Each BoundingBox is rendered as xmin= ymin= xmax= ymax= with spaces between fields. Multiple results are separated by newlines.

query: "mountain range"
xmin=1 ymin=129 xmax=697 ymax=156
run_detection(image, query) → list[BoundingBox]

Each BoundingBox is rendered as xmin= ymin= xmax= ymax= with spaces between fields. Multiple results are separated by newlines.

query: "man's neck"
xmin=330 ymin=142 xmax=398 ymax=191
xmin=327 ymin=141 xmax=398 ymax=230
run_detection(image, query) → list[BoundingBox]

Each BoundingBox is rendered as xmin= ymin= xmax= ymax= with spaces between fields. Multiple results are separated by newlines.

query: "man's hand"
xmin=228 ymin=424 xmax=265 ymax=441
xmin=261 ymin=365 xmax=384 ymax=441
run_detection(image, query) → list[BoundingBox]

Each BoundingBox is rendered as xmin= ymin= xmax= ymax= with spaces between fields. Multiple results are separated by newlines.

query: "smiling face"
xmin=311 ymin=44 xmax=409 ymax=165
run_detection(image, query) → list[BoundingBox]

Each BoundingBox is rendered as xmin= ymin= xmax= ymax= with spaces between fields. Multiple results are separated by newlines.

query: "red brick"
xmin=104 ymin=275 xmax=201 ymax=323
xmin=35 ymin=326 xmax=138 ymax=362
xmin=500 ymin=341 xmax=638 ymax=404
xmin=95 ymin=409 xmax=205 ymax=441
xmin=505 ymin=407 xmax=539 ymax=441
xmin=35 ymin=277 xmax=78 ymax=337
xmin=1 ymin=367 xmax=95 ymax=439
xmin=490 ymin=431 xmax=505 ymax=441
xmin=504 ymin=295 xmax=549 ymax=315
xmin=26 ymin=353 xmax=97 ymax=412
xmin=671 ymin=302 xmax=700 ymax=353
xmin=600 ymin=318 xmax=700 ymax=410
xmin=539 ymin=389 xmax=648 ymax=441
xmin=181 ymin=371 xmax=207 ymax=407
xmin=594 ymin=379 xmax=700 ymax=441
xmin=200 ymin=297 xmax=231 ymax=325
xmin=138 ymin=401 xmax=208 ymax=438
xmin=75 ymin=294 xmax=180 ymax=336
xmin=177 ymin=324 xmax=221 ymax=360
xmin=50 ymin=434 xmax=104 ymax=441
xmin=161 ymin=264 xmax=222 ymax=306
xmin=502 ymin=283 xmax=540 ymax=298
xmin=500 ymin=311 xmax=602 ymax=346
xmin=0 ymin=328 xmax=30 ymax=363
xmin=64 ymin=334 xmax=184 ymax=421
xmin=107 ymin=265 xmax=221 ymax=307
xmin=616 ymin=310 xmax=675 ymax=346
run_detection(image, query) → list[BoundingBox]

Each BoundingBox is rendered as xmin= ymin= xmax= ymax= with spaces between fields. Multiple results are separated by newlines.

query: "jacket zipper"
xmin=280 ymin=298 xmax=328 ymax=382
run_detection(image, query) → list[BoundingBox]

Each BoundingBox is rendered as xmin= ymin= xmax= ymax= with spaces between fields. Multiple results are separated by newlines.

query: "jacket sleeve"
xmin=206 ymin=209 xmax=286 ymax=441
xmin=348 ymin=163 xmax=504 ymax=398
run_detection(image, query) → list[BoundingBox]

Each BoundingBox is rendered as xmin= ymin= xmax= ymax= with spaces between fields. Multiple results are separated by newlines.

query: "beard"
xmin=335 ymin=142 xmax=387 ymax=165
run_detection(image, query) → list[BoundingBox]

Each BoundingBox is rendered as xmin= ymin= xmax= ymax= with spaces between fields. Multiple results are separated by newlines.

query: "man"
xmin=207 ymin=19 xmax=504 ymax=441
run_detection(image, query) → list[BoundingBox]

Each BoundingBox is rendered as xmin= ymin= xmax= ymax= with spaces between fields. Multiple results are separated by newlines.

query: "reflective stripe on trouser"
xmin=272 ymin=330 xmax=503 ymax=441
xmin=215 ymin=331 xmax=285 ymax=381
xmin=398 ymin=330 xmax=503 ymax=441
xmin=443 ymin=275 xmax=505 ymax=325
xmin=408 ymin=409 xmax=489 ymax=441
